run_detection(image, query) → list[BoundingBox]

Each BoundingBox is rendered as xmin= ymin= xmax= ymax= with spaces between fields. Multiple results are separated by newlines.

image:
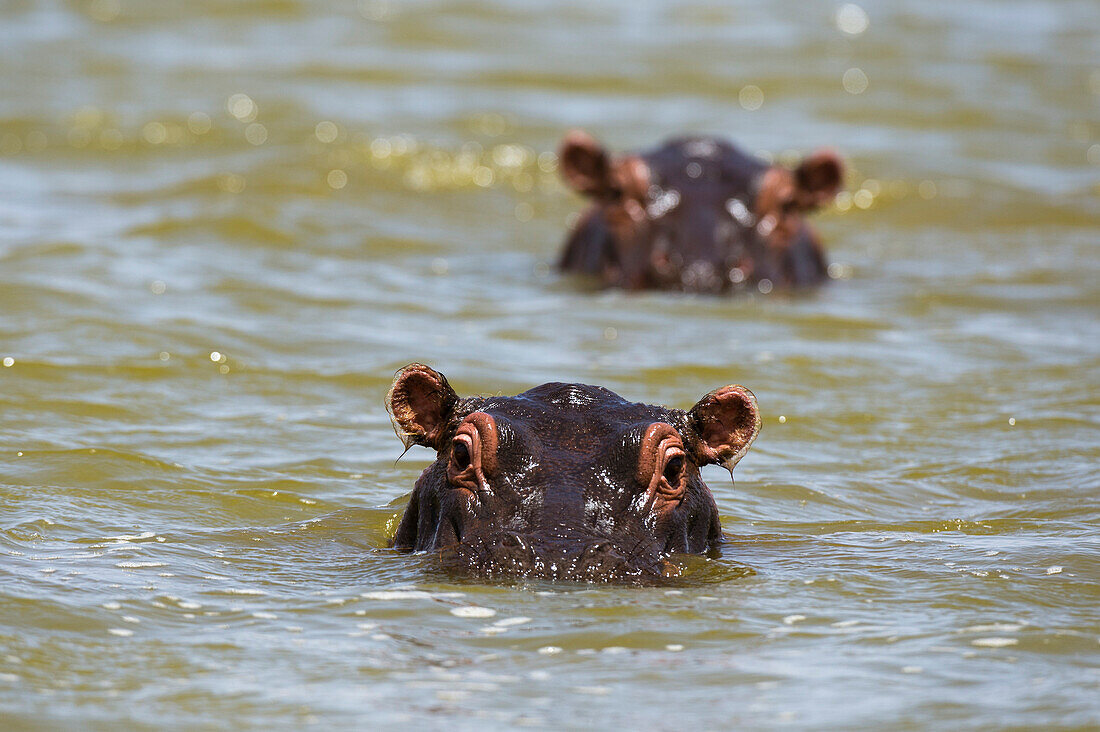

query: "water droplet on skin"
xmin=725 ymin=198 xmax=754 ymax=226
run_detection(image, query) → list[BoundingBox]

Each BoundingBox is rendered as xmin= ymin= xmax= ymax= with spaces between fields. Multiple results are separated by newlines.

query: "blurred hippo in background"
xmin=386 ymin=363 xmax=761 ymax=583
xmin=557 ymin=130 xmax=844 ymax=292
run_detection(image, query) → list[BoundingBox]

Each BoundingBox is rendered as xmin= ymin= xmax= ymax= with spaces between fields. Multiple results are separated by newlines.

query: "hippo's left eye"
xmin=452 ymin=440 xmax=471 ymax=471
xmin=656 ymin=446 xmax=687 ymax=500
xmin=663 ymin=455 xmax=684 ymax=485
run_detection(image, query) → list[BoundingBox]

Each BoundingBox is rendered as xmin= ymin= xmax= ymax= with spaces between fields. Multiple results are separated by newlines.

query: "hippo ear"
xmin=689 ymin=385 xmax=761 ymax=471
xmin=386 ymin=363 xmax=459 ymax=451
xmin=794 ymin=149 xmax=844 ymax=210
xmin=558 ymin=130 xmax=616 ymax=199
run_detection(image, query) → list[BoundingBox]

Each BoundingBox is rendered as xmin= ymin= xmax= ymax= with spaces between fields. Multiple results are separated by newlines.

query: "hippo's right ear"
xmin=558 ymin=130 xmax=616 ymax=199
xmin=688 ymin=385 xmax=761 ymax=472
xmin=386 ymin=363 xmax=459 ymax=451
xmin=794 ymin=149 xmax=844 ymax=210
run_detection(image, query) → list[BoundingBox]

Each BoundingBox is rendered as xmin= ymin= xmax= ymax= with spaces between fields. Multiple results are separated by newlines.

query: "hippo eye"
xmin=447 ymin=414 xmax=497 ymax=493
xmin=639 ymin=423 xmax=688 ymax=504
xmin=452 ymin=440 xmax=471 ymax=471
xmin=663 ymin=455 xmax=684 ymax=484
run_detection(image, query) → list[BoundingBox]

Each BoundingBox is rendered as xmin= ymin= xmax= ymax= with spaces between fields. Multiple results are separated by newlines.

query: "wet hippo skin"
xmin=386 ymin=363 xmax=761 ymax=582
xmin=558 ymin=130 xmax=844 ymax=292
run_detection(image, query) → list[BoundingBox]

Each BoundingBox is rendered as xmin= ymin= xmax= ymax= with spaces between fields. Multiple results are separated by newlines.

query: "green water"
xmin=1 ymin=0 xmax=1098 ymax=729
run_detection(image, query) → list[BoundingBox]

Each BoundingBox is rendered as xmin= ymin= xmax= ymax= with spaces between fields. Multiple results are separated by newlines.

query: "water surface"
xmin=1 ymin=0 xmax=1099 ymax=729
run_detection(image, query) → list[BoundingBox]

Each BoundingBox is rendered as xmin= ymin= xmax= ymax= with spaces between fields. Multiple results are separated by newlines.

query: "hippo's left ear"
xmin=386 ymin=363 xmax=459 ymax=451
xmin=793 ymin=149 xmax=844 ymax=210
xmin=688 ymin=385 xmax=761 ymax=471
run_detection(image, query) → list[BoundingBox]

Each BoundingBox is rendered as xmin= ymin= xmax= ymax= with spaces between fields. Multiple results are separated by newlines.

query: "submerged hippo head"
xmin=386 ymin=363 xmax=761 ymax=582
xmin=558 ymin=131 xmax=844 ymax=292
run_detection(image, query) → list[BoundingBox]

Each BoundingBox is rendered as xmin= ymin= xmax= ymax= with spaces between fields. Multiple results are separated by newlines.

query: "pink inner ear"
xmin=692 ymin=385 xmax=761 ymax=469
xmin=387 ymin=364 xmax=453 ymax=449
xmin=402 ymin=376 xmax=443 ymax=437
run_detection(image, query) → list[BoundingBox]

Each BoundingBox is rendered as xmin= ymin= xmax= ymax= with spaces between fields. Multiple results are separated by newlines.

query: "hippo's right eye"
xmin=448 ymin=434 xmax=477 ymax=489
xmin=447 ymin=414 xmax=498 ymax=493
xmin=452 ymin=440 xmax=471 ymax=471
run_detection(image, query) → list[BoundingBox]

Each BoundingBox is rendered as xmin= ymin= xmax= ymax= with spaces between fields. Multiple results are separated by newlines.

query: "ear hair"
xmin=385 ymin=363 xmax=458 ymax=451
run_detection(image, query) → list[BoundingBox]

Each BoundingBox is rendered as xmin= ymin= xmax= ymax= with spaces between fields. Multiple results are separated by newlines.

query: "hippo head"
xmin=385 ymin=364 xmax=761 ymax=583
xmin=557 ymin=131 xmax=844 ymax=292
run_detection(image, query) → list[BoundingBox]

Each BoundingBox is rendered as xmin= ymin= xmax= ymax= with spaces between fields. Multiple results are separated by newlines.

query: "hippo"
xmin=557 ymin=130 xmax=844 ymax=292
xmin=386 ymin=363 xmax=761 ymax=582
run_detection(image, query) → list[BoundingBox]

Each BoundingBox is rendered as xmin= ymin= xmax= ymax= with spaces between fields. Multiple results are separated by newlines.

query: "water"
xmin=2 ymin=0 xmax=1099 ymax=728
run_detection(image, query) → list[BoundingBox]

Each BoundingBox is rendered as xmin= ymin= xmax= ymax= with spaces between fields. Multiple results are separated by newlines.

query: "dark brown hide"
xmin=387 ymin=364 xmax=761 ymax=582
xmin=558 ymin=132 xmax=843 ymax=292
